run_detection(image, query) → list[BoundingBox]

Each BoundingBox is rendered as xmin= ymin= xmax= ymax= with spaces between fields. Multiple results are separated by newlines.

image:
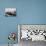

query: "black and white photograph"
xmin=5 ymin=8 xmax=16 ymax=16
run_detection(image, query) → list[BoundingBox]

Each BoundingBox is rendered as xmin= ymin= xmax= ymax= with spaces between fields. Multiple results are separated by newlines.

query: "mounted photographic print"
xmin=18 ymin=24 xmax=46 ymax=42
xmin=5 ymin=8 xmax=16 ymax=17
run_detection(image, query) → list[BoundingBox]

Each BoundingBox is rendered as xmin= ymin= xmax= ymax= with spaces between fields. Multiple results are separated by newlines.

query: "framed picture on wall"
xmin=18 ymin=24 xmax=46 ymax=42
xmin=5 ymin=8 xmax=16 ymax=17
